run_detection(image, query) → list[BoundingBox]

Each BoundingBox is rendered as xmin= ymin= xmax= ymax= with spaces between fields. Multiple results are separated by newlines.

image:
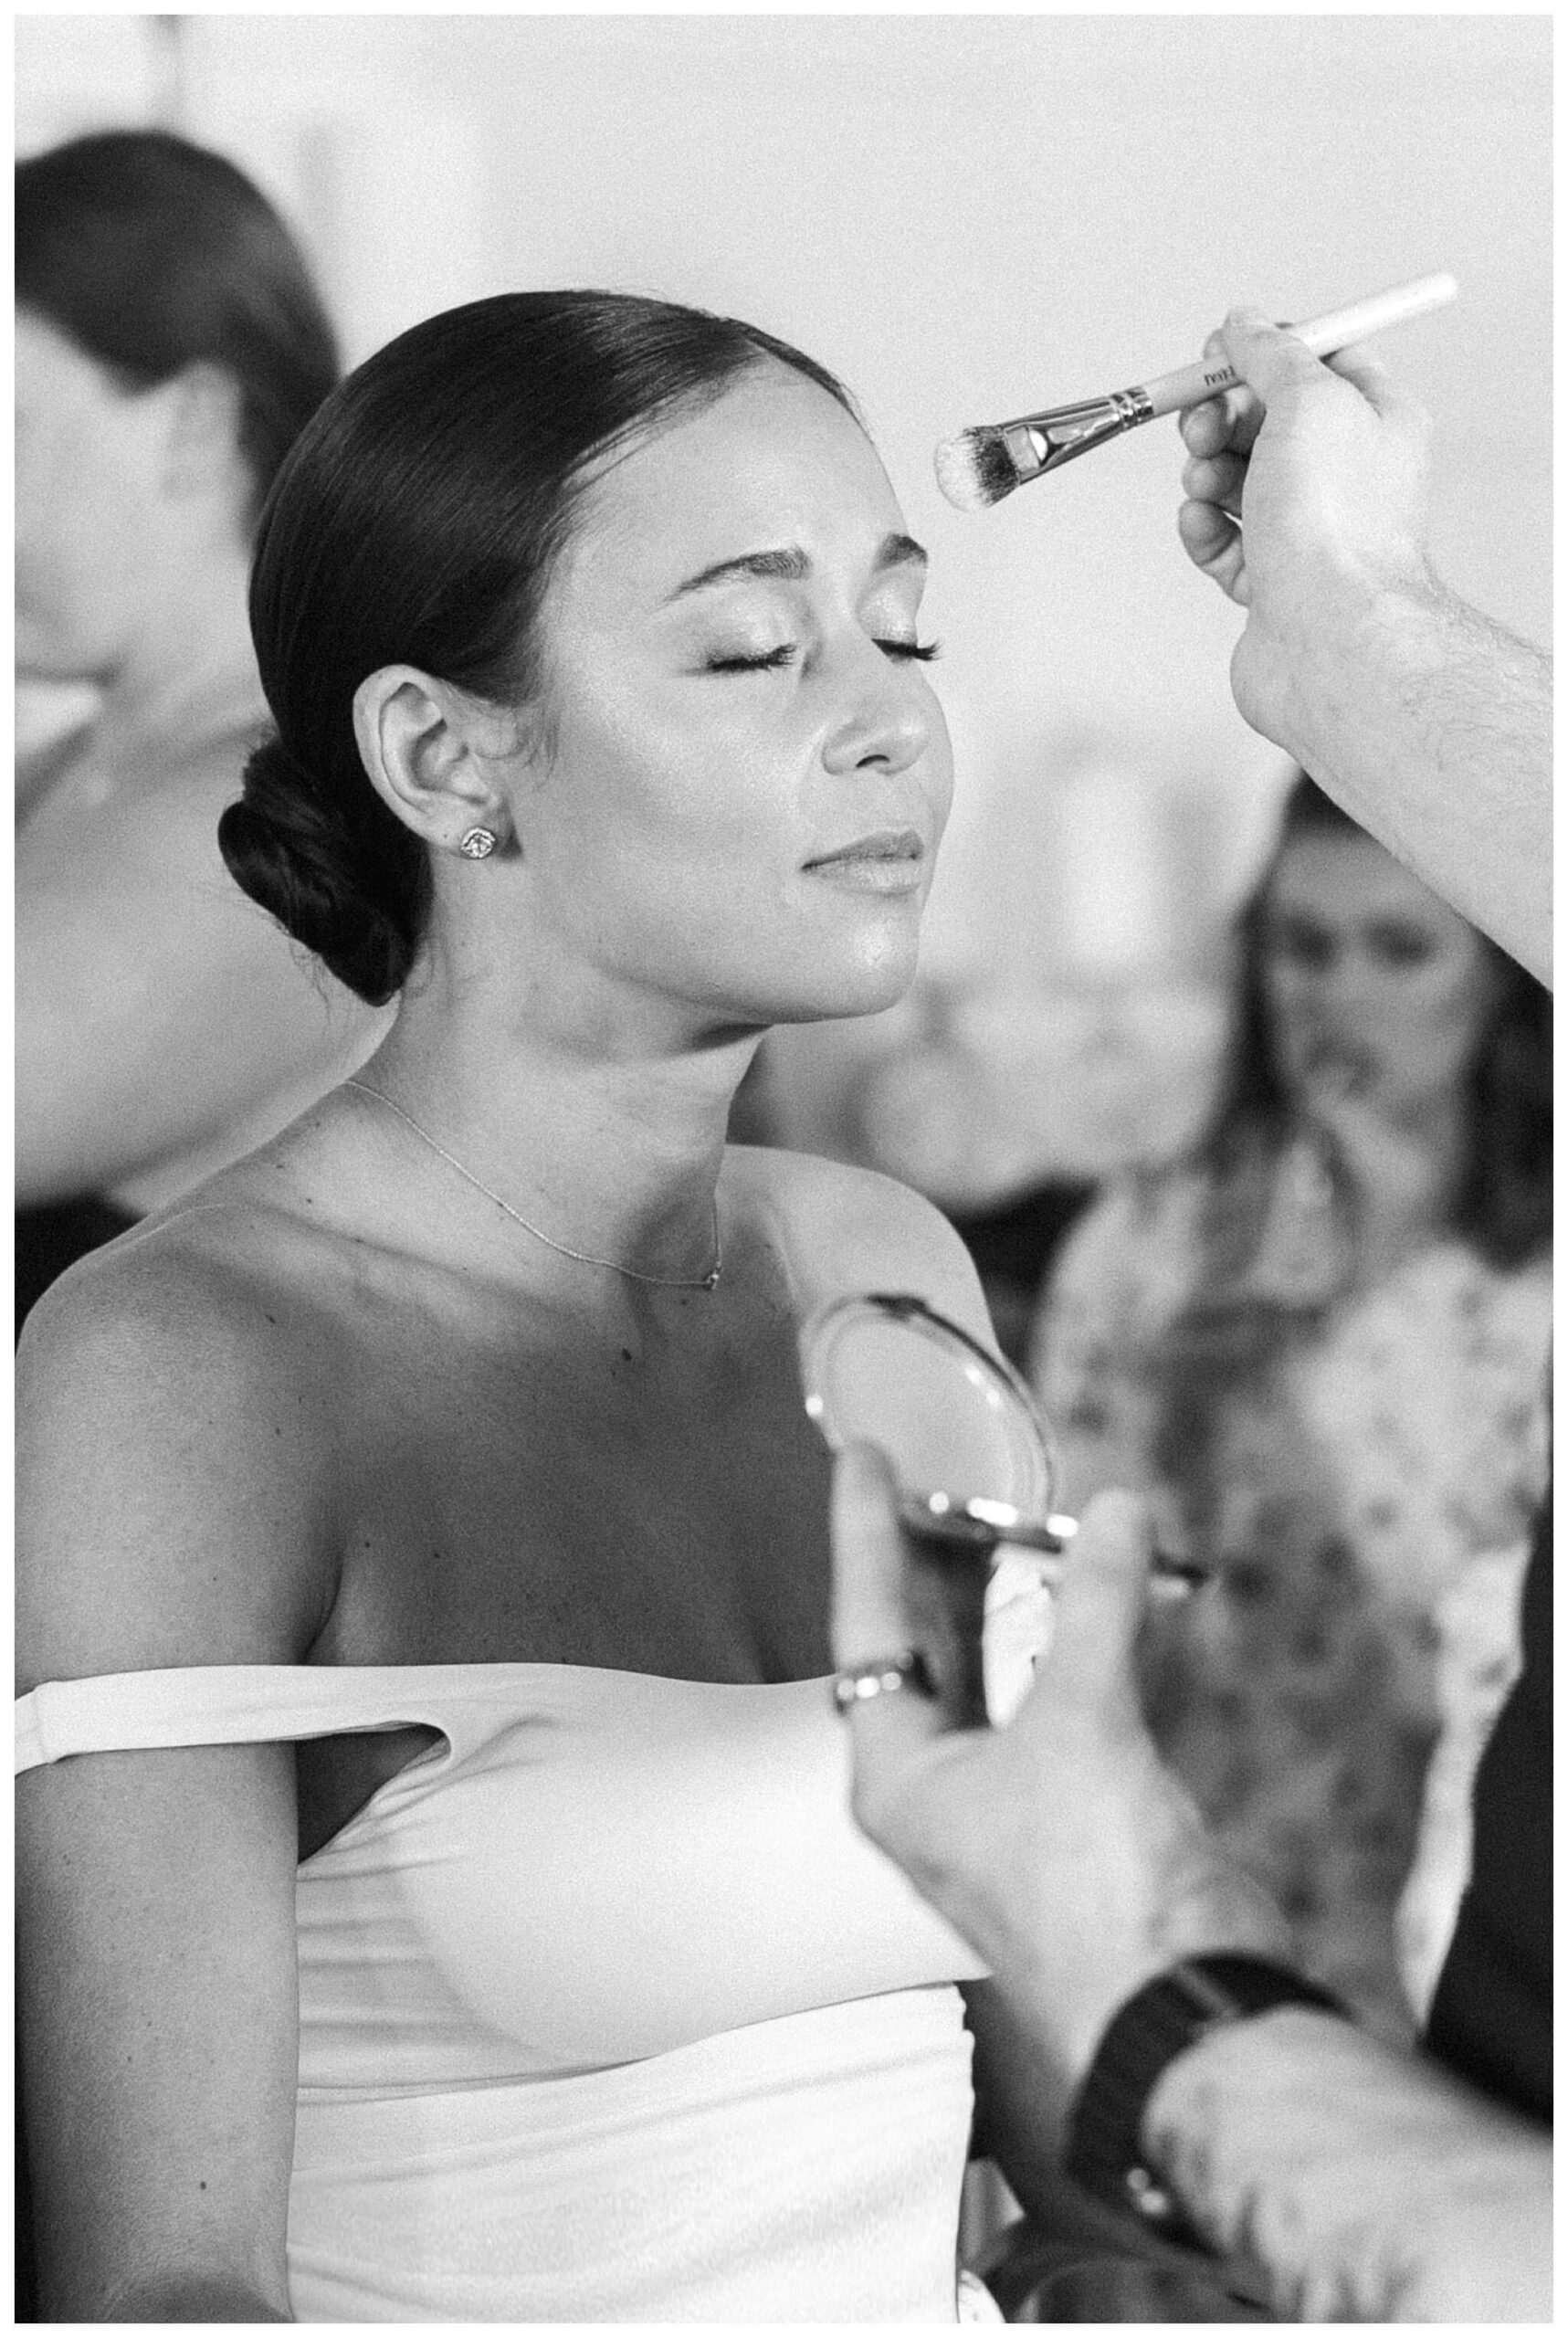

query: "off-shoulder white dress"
xmin=17 ymin=1662 xmax=995 ymax=2322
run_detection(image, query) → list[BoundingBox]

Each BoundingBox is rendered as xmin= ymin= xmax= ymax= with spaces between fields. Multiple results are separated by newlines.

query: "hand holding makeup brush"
xmin=1177 ymin=308 xmax=1436 ymax=736
xmin=1177 ymin=309 xmax=1552 ymax=988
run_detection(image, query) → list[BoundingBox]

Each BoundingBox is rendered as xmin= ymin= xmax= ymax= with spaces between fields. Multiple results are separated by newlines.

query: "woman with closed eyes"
xmin=15 ymin=290 xmax=1079 ymax=2323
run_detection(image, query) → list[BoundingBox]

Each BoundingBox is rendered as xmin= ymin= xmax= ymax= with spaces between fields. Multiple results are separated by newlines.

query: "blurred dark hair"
xmin=220 ymin=289 xmax=856 ymax=1005
xmin=16 ymin=129 xmax=339 ymax=520
xmin=1198 ymin=770 xmax=1552 ymax=1271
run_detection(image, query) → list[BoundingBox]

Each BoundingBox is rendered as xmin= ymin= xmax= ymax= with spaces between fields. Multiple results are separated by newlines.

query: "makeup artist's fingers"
xmin=829 ymin=1443 xmax=949 ymax=1757
xmin=1179 ymin=398 xmax=1230 ymax=456
xmin=829 ymin=1441 xmax=913 ymax=1661
xmin=829 ymin=1443 xmax=987 ymax=1863
xmin=1201 ymin=321 xmax=1237 ymax=370
xmin=1219 ymin=304 xmax=1331 ymax=405
xmin=1226 ymin=390 xmax=1265 ymax=451
xmin=1221 ymin=311 xmax=1432 ymax=457
xmin=1196 ymin=322 xmax=1268 ymax=443
xmin=1221 ymin=304 xmax=1415 ymax=436
xmin=1182 ymin=449 xmax=1248 ymax=511
xmin=1180 ymin=386 xmax=1265 ymax=461
xmin=1177 ymin=491 xmax=1240 ymax=554
xmin=1177 ymin=499 xmax=1250 ymax=605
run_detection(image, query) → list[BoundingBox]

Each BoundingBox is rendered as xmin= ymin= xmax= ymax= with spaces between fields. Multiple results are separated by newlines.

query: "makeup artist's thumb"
xmin=1225 ymin=305 xmax=1413 ymax=427
xmin=1033 ymin=1490 xmax=1155 ymax=1721
xmin=1220 ymin=303 xmax=1340 ymax=407
xmin=830 ymin=1442 xmax=918 ymax=1666
xmin=829 ymin=1442 xmax=952 ymax=1768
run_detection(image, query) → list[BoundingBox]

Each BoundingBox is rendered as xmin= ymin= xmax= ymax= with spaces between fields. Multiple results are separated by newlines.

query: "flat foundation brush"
xmin=935 ymin=271 xmax=1458 ymax=511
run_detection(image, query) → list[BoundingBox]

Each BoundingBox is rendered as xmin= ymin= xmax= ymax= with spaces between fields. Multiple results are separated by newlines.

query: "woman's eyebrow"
xmin=666 ymin=532 xmax=929 ymax=602
xmin=877 ymin=532 xmax=930 ymax=574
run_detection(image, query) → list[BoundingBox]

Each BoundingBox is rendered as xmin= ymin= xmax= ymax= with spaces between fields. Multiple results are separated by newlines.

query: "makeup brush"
xmin=935 ymin=270 xmax=1458 ymax=512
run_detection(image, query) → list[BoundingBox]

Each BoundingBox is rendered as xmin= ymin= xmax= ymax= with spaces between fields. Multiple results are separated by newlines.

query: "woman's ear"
xmin=353 ymin=667 xmax=518 ymax=856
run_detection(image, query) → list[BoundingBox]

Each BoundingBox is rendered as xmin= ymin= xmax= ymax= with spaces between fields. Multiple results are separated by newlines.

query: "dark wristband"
xmin=1065 ymin=1953 xmax=1349 ymax=2247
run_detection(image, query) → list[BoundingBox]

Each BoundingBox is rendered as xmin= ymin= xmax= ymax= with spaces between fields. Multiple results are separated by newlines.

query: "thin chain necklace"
xmin=346 ymin=1079 xmax=722 ymax=1292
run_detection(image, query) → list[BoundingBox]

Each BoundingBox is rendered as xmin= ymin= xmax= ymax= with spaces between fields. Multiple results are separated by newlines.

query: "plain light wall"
xmin=17 ymin=12 xmax=1550 ymax=1168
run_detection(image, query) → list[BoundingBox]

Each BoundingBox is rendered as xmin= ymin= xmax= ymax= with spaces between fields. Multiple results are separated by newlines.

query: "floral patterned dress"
xmin=1027 ymin=1143 xmax=1551 ymax=2039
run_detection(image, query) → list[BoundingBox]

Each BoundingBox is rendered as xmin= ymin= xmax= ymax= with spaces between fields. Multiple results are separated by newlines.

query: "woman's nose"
xmin=819 ymin=646 xmax=933 ymax=777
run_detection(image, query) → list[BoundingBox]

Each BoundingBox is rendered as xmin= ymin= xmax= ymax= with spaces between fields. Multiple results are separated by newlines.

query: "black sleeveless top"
xmin=1424 ymin=1479 xmax=1552 ymax=2123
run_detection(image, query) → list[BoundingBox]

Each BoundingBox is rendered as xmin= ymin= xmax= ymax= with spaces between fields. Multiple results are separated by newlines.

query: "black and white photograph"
xmin=16 ymin=11 xmax=1552 ymax=2325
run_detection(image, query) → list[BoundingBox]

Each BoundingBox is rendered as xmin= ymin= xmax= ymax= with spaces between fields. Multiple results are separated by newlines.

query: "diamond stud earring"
xmin=458 ymin=827 xmax=498 ymax=860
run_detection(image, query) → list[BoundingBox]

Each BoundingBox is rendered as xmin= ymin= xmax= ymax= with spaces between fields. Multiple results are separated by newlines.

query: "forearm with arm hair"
xmin=1144 ymin=2008 xmax=1552 ymax=2322
xmin=1276 ymin=579 xmax=1552 ymax=988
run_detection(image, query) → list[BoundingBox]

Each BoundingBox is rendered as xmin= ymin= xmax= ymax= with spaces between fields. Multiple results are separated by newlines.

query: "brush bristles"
xmin=933 ymin=427 xmax=1021 ymax=512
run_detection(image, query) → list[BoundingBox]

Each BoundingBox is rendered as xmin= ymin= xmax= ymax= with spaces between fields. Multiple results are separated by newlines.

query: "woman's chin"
xmin=691 ymin=914 xmax=925 ymax=1028
xmin=766 ymin=950 xmax=921 ymax=1027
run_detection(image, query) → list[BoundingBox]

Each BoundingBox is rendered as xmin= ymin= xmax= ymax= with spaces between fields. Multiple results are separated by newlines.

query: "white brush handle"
xmin=1140 ymin=271 xmax=1458 ymax=419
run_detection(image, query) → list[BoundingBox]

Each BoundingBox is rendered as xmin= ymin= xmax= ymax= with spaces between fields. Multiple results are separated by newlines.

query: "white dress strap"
xmin=15 ymin=1665 xmax=468 ymax=1775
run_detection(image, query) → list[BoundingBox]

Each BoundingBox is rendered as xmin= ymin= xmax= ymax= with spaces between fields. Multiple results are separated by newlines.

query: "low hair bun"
xmin=220 ymin=732 xmax=426 ymax=1006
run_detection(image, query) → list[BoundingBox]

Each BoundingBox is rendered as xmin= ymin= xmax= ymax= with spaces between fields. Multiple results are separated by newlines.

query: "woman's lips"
xmin=803 ymin=828 xmax=926 ymax=892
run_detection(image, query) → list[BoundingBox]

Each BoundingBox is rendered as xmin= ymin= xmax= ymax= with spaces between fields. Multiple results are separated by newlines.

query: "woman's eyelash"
xmin=704 ymin=638 xmax=941 ymax=675
xmin=706 ymin=647 xmax=797 ymax=673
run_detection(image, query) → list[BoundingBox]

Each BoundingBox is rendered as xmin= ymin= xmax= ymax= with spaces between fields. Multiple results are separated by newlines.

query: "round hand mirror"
xmin=801 ymin=1290 xmax=1204 ymax=1585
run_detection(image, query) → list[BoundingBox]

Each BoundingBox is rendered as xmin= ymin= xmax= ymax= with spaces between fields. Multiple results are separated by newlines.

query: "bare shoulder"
xmin=18 ymin=1147 xmax=333 ymax=1396
xmin=16 ymin=1170 xmax=344 ymax=1691
xmin=725 ymin=1143 xmax=989 ymax=1336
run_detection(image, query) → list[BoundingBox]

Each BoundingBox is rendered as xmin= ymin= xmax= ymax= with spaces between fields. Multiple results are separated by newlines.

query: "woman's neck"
xmin=354 ymin=995 xmax=758 ymax=1292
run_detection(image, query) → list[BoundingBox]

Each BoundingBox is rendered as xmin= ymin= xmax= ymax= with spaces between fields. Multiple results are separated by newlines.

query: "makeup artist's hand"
xmin=1174 ymin=307 xmax=1551 ymax=986
xmin=829 ymin=1444 xmax=1290 ymax=2094
xmin=1175 ymin=308 xmax=1437 ymax=753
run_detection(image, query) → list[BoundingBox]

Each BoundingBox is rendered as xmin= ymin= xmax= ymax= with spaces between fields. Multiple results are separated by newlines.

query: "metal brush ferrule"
xmin=1001 ymin=384 xmax=1155 ymax=482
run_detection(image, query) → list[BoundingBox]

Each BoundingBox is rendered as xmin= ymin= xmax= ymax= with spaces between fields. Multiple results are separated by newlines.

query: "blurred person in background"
xmin=1027 ymin=771 xmax=1551 ymax=2036
xmin=16 ymin=129 xmax=390 ymax=1332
